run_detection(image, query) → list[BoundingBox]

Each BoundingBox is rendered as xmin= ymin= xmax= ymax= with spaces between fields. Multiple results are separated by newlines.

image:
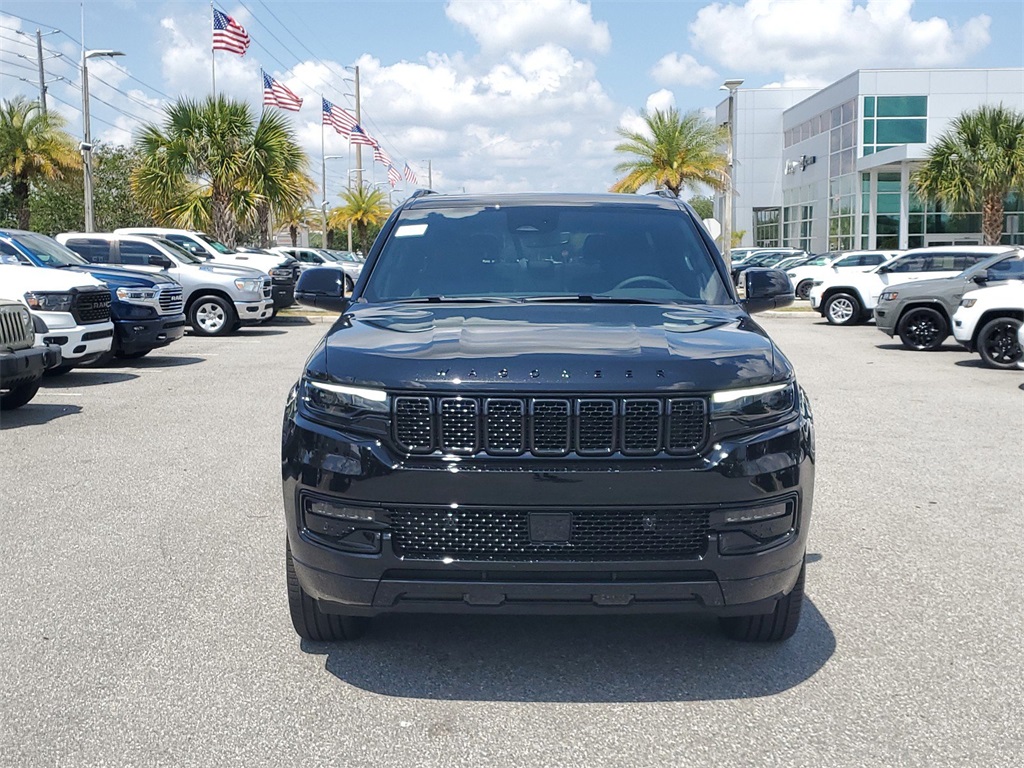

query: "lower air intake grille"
xmin=389 ymin=506 xmax=711 ymax=561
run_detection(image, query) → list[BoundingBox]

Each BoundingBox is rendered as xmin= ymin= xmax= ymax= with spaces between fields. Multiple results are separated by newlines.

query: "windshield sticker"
xmin=394 ymin=224 xmax=428 ymax=238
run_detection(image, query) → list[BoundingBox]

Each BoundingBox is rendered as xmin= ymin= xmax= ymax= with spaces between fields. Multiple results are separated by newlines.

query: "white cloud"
xmin=650 ymin=52 xmax=717 ymax=87
xmin=159 ymin=10 xmax=255 ymax=100
xmin=690 ymin=0 xmax=991 ymax=84
xmin=645 ymin=89 xmax=676 ymax=114
xmin=445 ymin=0 xmax=611 ymax=55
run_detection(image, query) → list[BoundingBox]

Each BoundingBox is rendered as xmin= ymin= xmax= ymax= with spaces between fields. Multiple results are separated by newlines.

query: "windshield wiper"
xmin=523 ymin=294 xmax=666 ymax=305
xmin=389 ymin=295 xmax=519 ymax=304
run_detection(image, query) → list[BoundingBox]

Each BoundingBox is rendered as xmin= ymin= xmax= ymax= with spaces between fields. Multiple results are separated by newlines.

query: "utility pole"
xmin=720 ymin=78 xmax=744 ymax=271
xmin=427 ymin=160 xmax=432 ymax=189
xmin=35 ymin=30 xmax=48 ymax=116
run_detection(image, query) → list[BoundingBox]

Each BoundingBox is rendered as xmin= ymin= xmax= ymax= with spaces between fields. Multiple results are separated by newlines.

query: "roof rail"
xmin=408 ymin=189 xmax=438 ymax=200
xmin=646 ymin=189 xmax=677 ymax=199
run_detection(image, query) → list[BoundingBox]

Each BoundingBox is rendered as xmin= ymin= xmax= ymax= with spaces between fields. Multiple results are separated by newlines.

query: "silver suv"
xmin=57 ymin=233 xmax=273 ymax=336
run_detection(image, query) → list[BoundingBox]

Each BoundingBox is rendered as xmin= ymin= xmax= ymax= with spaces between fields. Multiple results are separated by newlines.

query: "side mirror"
xmin=877 ymin=264 xmax=891 ymax=274
xmin=295 ymin=266 xmax=349 ymax=312
xmin=148 ymin=254 xmax=173 ymax=269
xmin=972 ymin=270 xmax=989 ymax=285
xmin=739 ymin=268 xmax=795 ymax=314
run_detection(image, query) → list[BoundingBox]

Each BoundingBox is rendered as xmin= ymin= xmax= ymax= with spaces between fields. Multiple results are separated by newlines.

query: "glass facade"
xmin=753 ymin=207 xmax=781 ymax=247
xmin=863 ymin=96 xmax=927 ymax=155
xmin=783 ymin=183 xmax=820 ymax=251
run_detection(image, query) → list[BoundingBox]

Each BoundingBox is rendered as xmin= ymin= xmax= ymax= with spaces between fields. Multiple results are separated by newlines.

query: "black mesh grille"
xmin=392 ymin=394 xmax=707 ymax=457
xmin=394 ymin=397 xmax=433 ymax=452
xmin=72 ymin=290 xmax=112 ymax=324
xmin=389 ymin=506 xmax=710 ymax=561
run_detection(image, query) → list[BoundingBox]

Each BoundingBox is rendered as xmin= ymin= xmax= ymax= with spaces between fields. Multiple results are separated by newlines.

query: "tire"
xmin=720 ymin=561 xmax=806 ymax=642
xmin=897 ymin=307 xmax=948 ymax=351
xmin=344 ymin=275 xmax=354 ymax=294
xmin=286 ymin=542 xmax=368 ymax=642
xmin=189 ymin=295 xmax=236 ymax=337
xmin=83 ymin=350 xmax=116 ymax=367
xmin=976 ymin=317 xmax=1023 ymax=369
xmin=116 ymin=349 xmax=150 ymax=360
xmin=1 ymin=380 xmax=41 ymax=410
xmin=823 ymin=292 xmax=862 ymax=326
xmin=44 ymin=363 xmax=75 ymax=377
xmin=795 ymin=280 xmax=813 ymax=300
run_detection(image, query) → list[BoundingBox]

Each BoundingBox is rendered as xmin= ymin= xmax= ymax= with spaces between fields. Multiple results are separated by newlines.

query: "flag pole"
xmin=321 ymin=110 xmax=328 ymax=248
xmin=210 ymin=1 xmax=216 ymax=97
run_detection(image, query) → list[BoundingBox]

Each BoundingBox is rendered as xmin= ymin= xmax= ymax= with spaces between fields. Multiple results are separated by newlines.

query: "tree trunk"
xmin=289 ymin=224 xmax=298 ymax=247
xmin=357 ymin=223 xmax=367 ymax=253
xmin=13 ymin=177 xmax=30 ymax=230
xmin=982 ymin=191 xmax=1004 ymax=246
xmin=211 ymin=184 xmax=236 ymax=248
xmin=326 ymin=229 xmax=334 ymax=249
xmin=257 ymin=201 xmax=271 ymax=248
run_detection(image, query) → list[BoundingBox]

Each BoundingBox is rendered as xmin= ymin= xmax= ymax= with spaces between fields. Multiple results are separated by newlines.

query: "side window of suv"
xmin=834 ymin=254 xmax=860 ymax=268
xmin=64 ymin=238 xmax=111 ymax=263
xmin=859 ymin=254 xmax=886 ymax=266
xmin=986 ymin=257 xmax=1024 ymax=279
xmin=119 ymin=239 xmax=161 ymax=265
xmin=923 ymin=254 xmax=956 ymax=271
xmin=889 ymin=256 xmax=926 ymax=273
xmin=0 ymin=240 xmax=25 ymax=265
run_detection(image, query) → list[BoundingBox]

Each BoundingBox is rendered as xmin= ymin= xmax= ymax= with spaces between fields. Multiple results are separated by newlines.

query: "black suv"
xmin=282 ymin=192 xmax=813 ymax=643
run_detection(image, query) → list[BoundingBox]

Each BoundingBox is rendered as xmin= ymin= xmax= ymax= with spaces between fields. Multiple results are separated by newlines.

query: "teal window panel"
xmin=864 ymin=96 xmax=875 ymax=117
xmin=877 ymin=96 xmax=927 ymax=117
xmin=877 ymin=193 xmax=901 ymax=214
xmin=874 ymin=145 xmax=896 ymax=152
xmin=908 ymin=215 xmax=924 ymax=234
xmin=863 ymin=146 xmax=875 ymax=155
xmin=863 ymin=121 xmax=875 ymax=144
xmin=876 ymin=214 xmax=899 ymax=235
xmin=876 ymin=119 xmax=927 ymax=144
xmin=908 ymin=235 xmax=924 ymax=248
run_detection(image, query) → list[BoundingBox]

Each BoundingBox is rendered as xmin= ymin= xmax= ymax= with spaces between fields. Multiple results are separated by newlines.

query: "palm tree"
xmin=913 ymin=105 xmax=1024 ymax=245
xmin=611 ymin=108 xmax=728 ymax=198
xmin=132 ymin=96 xmax=311 ymax=247
xmin=0 ymin=96 xmax=80 ymax=229
xmin=277 ymin=202 xmax=316 ymax=247
xmin=328 ymin=185 xmax=390 ymax=252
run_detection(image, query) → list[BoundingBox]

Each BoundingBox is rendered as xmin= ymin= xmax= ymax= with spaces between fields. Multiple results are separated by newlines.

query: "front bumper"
xmin=873 ymin=304 xmax=898 ymax=336
xmin=272 ymin=281 xmax=296 ymax=310
xmin=37 ymin=320 xmax=114 ymax=362
xmin=235 ymin=299 xmax=274 ymax=324
xmin=113 ymin=314 xmax=187 ymax=355
xmin=1 ymin=344 xmax=61 ymax=388
xmin=283 ymin=403 xmax=815 ymax=618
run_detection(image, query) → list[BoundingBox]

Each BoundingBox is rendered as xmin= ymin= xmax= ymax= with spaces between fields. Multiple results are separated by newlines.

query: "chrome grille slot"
xmin=157 ymin=285 xmax=185 ymax=315
xmin=0 ymin=305 xmax=31 ymax=348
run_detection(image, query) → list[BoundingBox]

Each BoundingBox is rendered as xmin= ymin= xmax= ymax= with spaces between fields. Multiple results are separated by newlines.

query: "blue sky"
xmin=1 ymin=1 xmax=1022 ymax=206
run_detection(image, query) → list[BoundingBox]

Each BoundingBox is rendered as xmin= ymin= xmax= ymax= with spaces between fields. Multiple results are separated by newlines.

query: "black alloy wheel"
xmin=897 ymin=307 xmax=948 ymax=351
xmin=977 ymin=317 xmax=1023 ymax=369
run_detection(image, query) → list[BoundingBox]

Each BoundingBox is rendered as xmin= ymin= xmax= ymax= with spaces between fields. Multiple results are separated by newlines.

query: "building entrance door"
xmin=924 ymin=235 xmax=981 ymax=246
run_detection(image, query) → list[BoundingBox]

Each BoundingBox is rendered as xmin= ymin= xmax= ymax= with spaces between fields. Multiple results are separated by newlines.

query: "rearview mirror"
xmin=295 ymin=266 xmax=349 ymax=312
xmin=739 ymin=268 xmax=795 ymax=314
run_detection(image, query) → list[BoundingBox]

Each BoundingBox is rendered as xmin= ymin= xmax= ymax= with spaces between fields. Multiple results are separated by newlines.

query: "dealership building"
xmin=714 ymin=68 xmax=1024 ymax=253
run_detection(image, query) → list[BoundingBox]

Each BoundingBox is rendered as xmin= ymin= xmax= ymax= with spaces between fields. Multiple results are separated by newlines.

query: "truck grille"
xmin=389 ymin=506 xmax=711 ymax=561
xmin=262 ymin=277 xmax=273 ymax=299
xmin=393 ymin=395 xmax=707 ymax=457
xmin=157 ymin=285 xmax=184 ymax=315
xmin=0 ymin=304 xmax=32 ymax=348
xmin=71 ymin=289 xmax=112 ymax=324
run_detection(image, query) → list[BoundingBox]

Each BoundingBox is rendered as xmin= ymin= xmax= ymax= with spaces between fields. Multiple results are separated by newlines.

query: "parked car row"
xmin=1 ymin=227 xmax=302 ymax=410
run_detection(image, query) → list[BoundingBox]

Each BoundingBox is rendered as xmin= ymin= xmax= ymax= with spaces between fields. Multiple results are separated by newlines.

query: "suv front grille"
xmin=0 ymin=304 xmax=32 ymax=349
xmin=389 ymin=506 xmax=711 ymax=561
xmin=72 ymin=289 xmax=112 ymax=324
xmin=392 ymin=394 xmax=707 ymax=457
xmin=157 ymin=285 xmax=184 ymax=315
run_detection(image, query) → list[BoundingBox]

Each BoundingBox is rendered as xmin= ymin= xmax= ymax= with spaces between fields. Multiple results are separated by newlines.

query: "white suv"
xmin=952 ymin=281 xmax=1024 ymax=369
xmin=788 ymin=250 xmax=900 ymax=300
xmin=809 ymin=247 xmax=999 ymax=326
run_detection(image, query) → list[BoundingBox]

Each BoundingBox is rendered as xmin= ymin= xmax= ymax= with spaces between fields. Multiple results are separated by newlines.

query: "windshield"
xmin=328 ymin=250 xmax=360 ymax=262
xmin=15 ymin=232 xmax=88 ymax=267
xmin=153 ymin=238 xmax=204 ymax=264
xmin=315 ymin=249 xmax=342 ymax=261
xmin=363 ymin=204 xmax=731 ymax=305
xmin=198 ymin=233 xmax=234 ymax=254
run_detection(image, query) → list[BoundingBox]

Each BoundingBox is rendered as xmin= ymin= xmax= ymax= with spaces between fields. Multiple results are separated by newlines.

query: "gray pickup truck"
xmin=0 ymin=299 xmax=61 ymax=410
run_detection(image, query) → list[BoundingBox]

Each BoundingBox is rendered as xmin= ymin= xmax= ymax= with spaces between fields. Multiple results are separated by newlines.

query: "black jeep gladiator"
xmin=282 ymin=192 xmax=814 ymax=643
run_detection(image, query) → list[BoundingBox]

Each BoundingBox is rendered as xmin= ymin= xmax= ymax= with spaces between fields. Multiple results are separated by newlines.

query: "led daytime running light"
xmin=308 ymin=380 xmax=387 ymax=402
xmin=712 ymin=382 xmax=789 ymax=404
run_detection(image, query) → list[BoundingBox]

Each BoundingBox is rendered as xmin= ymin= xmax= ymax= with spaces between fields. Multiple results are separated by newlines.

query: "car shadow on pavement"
xmin=236 ymin=328 xmax=288 ymax=337
xmin=874 ymin=343 xmax=966 ymax=353
xmin=0 ymin=403 xmax=83 ymax=428
xmin=40 ymin=371 xmax=138 ymax=388
xmin=93 ymin=355 xmax=205 ymax=369
xmin=306 ymin=598 xmax=835 ymax=702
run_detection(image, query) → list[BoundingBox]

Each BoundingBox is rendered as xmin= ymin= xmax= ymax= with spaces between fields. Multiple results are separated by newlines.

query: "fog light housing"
xmin=301 ymin=496 xmax=385 ymax=554
xmin=712 ymin=500 xmax=796 ymax=555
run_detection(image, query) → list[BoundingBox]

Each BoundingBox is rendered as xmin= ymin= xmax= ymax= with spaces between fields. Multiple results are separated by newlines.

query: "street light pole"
xmin=81 ymin=48 xmax=124 ymax=232
xmin=720 ymin=78 xmax=743 ymax=271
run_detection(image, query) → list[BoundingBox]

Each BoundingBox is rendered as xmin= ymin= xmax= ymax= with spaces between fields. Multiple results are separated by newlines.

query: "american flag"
xmin=349 ymin=124 xmax=376 ymax=146
xmin=403 ymin=163 xmax=417 ymax=184
xmin=321 ymin=98 xmax=357 ymax=138
xmin=262 ymin=70 xmax=302 ymax=111
xmin=213 ymin=9 xmax=250 ymax=55
xmin=387 ymin=165 xmax=401 ymax=188
xmin=373 ymin=144 xmax=392 ymax=166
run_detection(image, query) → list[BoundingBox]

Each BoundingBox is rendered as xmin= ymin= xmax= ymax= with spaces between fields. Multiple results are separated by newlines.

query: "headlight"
xmin=234 ymin=278 xmax=262 ymax=293
xmin=23 ymin=291 xmax=73 ymax=312
xmin=115 ymin=286 xmax=158 ymax=304
xmin=711 ymin=382 xmax=797 ymax=422
xmin=879 ymin=291 xmax=899 ymax=302
xmin=18 ymin=307 xmax=32 ymax=328
xmin=270 ymin=266 xmax=292 ymax=278
xmin=300 ymin=377 xmax=389 ymax=419
xmin=960 ymin=298 xmax=977 ymax=308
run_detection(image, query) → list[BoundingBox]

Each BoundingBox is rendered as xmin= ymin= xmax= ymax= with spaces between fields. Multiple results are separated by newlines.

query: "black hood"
xmin=308 ymin=303 xmax=790 ymax=393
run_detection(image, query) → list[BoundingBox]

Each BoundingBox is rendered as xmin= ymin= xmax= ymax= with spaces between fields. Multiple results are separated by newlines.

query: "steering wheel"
xmin=611 ymin=275 xmax=676 ymax=291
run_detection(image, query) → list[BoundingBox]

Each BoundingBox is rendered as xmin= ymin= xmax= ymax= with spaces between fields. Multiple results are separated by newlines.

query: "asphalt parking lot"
xmin=2 ymin=314 xmax=1022 ymax=767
